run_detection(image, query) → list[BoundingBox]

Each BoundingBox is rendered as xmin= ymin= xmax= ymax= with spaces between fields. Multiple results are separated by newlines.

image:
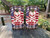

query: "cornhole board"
xmin=26 ymin=6 xmax=39 ymax=29
xmin=10 ymin=6 xmax=24 ymax=29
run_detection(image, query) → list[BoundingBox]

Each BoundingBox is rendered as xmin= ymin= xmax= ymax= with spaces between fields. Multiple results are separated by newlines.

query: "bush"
xmin=38 ymin=18 xmax=50 ymax=30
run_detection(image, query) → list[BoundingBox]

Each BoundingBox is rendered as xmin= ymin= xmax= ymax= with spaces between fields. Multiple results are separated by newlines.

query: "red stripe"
xmin=36 ymin=18 xmax=38 ymax=19
xmin=36 ymin=20 xmax=38 ymax=22
xmin=35 ymin=16 xmax=38 ymax=17
xmin=21 ymin=13 xmax=24 ymax=14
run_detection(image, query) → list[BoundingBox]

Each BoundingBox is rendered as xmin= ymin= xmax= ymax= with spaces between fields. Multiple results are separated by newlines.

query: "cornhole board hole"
xmin=10 ymin=6 xmax=24 ymax=30
xmin=26 ymin=6 xmax=39 ymax=29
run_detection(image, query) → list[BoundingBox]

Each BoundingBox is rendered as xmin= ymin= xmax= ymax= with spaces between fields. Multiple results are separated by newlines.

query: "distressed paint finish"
xmin=10 ymin=7 xmax=15 ymax=29
xmin=26 ymin=6 xmax=39 ymax=29
xmin=10 ymin=6 xmax=24 ymax=29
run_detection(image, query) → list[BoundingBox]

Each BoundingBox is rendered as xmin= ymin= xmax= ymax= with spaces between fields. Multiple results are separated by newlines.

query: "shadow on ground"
xmin=0 ymin=23 xmax=50 ymax=38
xmin=12 ymin=28 xmax=50 ymax=38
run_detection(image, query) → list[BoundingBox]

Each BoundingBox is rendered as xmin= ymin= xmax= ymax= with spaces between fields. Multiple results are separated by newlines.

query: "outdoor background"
xmin=0 ymin=0 xmax=50 ymax=38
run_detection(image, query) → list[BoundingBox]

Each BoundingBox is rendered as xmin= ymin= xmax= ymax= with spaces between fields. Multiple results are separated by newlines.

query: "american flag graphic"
xmin=10 ymin=7 xmax=15 ymax=29
xmin=26 ymin=6 xmax=39 ymax=29
xmin=10 ymin=6 xmax=24 ymax=29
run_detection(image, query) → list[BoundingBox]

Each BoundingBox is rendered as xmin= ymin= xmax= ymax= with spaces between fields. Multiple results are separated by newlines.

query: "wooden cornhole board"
xmin=26 ymin=6 xmax=39 ymax=29
xmin=10 ymin=6 xmax=24 ymax=30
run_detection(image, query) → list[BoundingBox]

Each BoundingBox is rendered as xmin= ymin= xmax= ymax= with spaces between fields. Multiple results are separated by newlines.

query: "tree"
xmin=46 ymin=0 xmax=50 ymax=18
xmin=46 ymin=0 xmax=50 ymax=13
xmin=7 ymin=0 xmax=25 ymax=5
